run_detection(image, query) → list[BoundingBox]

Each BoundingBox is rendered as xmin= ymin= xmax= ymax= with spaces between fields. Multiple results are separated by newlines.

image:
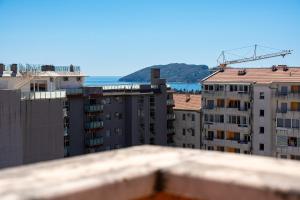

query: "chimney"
xmin=185 ymin=94 xmax=191 ymax=102
xmin=151 ymin=68 xmax=165 ymax=85
xmin=0 ymin=64 xmax=4 ymax=77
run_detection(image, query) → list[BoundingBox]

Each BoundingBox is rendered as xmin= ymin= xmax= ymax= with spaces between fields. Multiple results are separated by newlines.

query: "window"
xmin=207 ymin=100 xmax=214 ymax=109
xmin=217 ymin=146 xmax=225 ymax=152
xmin=292 ymin=119 xmax=300 ymax=129
xmin=191 ymin=114 xmax=195 ymax=121
xmin=182 ymin=143 xmax=186 ymax=148
xmin=105 ymin=113 xmax=111 ymax=120
xmin=182 ymin=114 xmax=186 ymax=120
xmin=115 ymin=128 xmax=122 ymax=136
xmin=277 ymin=118 xmax=284 ymax=128
xmin=259 ymin=92 xmax=264 ymax=99
xmin=191 ymin=144 xmax=195 ymax=149
xmin=106 ymin=130 xmax=111 ymax=137
xmin=259 ymin=143 xmax=264 ymax=151
xmin=280 ymin=103 xmax=288 ymax=113
xmin=76 ymin=77 xmax=81 ymax=81
xmin=280 ymin=86 xmax=288 ymax=95
xmin=217 ymin=99 xmax=225 ymax=108
xmin=182 ymin=129 xmax=186 ymax=136
xmin=288 ymin=137 xmax=297 ymax=147
xmin=63 ymin=77 xmax=68 ymax=81
xmin=191 ymin=129 xmax=195 ymax=136
xmin=285 ymin=119 xmax=291 ymax=128
xmin=260 ymin=110 xmax=264 ymax=117
xmin=259 ymin=127 xmax=264 ymax=134
xmin=207 ymin=146 xmax=214 ymax=150
xmin=207 ymin=131 xmax=214 ymax=140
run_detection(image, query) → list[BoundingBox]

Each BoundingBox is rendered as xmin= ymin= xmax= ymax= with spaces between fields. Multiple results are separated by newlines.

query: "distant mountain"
xmin=119 ymin=63 xmax=211 ymax=83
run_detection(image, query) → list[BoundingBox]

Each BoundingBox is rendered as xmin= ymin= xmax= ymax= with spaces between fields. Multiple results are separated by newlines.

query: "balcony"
xmin=203 ymin=90 xmax=250 ymax=100
xmin=85 ymin=121 xmax=104 ymax=130
xmin=1 ymin=146 xmax=300 ymax=200
xmin=203 ymin=138 xmax=251 ymax=150
xmin=85 ymin=104 xmax=104 ymax=113
xmin=204 ymin=122 xmax=250 ymax=133
xmin=167 ymin=128 xmax=175 ymax=134
xmin=86 ymin=137 xmax=104 ymax=147
xmin=66 ymin=88 xmax=83 ymax=96
xmin=166 ymin=99 xmax=175 ymax=106
xmin=203 ymin=107 xmax=250 ymax=116
xmin=276 ymin=110 xmax=300 ymax=119
xmin=276 ymin=91 xmax=300 ymax=100
xmin=167 ymin=114 xmax=176 ymax=120
xmin=21 ymin=90 xmax=66 ymax=100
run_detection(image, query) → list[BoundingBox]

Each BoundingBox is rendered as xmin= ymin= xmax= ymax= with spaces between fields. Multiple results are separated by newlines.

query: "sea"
xmin=84 ymin=76 xmax=201 ymax=92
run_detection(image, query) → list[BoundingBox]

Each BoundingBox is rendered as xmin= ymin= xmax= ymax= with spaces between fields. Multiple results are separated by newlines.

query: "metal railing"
xmin=86 ymin=138 xmax=104 ymax=146
xmin=65 ymin=88 xmax=83 ymax=95
xmin=21 ymin=90 xmax=66 ymax=100
xmin=85 ymin=121 xmax=104 ymax=129
xmin=85 ymin=104 xmax=104 ymax=112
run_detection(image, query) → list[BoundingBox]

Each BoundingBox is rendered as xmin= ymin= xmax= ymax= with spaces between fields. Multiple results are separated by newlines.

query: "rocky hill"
xmin=119 ymin=63 xmax=210 ymax=83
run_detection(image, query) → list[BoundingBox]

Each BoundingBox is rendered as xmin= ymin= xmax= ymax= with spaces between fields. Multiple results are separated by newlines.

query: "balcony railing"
xmin=85 ymin=104 xmax=104 ymax=113
xmin=66 ymin=88 xmax=83 ymax=95
xmin=166 ymin=99 xmax=175 ymax=106
xmin=1 ymin=146 xmax=300 ymax=200
xmin=167 ymin=114 xmax=176 ymax=120
xmin=85 ymin=121 xmax=104 ymax=129
xmin=86 ymin=137 xmax=104 ymax=147
xmin=21 ymin=90 xmax=66 ymax=100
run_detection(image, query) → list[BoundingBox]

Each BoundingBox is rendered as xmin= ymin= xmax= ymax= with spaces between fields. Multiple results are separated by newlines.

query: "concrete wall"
xmin=252 ymin=84 xmax=274 ymax=156
xmin=21 ymin=98 xmax=64 ymax=164
xmin=68 ymin=97 xmax=85 ymax=156
xmin=0 ymin=90 xmax=23 ymax=168
xmin=174 ymin=110 xmax=201 ymax=149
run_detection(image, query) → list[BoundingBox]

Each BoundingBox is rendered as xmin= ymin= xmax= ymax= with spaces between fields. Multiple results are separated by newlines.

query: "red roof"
xmin=203 ymin=66 xmax=300 ymax=84
xmin=173 ymin=94 xmax=201 ymax=111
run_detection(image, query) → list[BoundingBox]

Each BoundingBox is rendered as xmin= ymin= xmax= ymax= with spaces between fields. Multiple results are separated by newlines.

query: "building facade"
xmin=201 ymin=65 xmax=300 ymax=160
xmin=65 ymin=68 xmax=175 ymax=156
xmin=0 ymin=64 xmax=175 ymax=167
xmin=173 ymin=94 xmax=201 ymax=149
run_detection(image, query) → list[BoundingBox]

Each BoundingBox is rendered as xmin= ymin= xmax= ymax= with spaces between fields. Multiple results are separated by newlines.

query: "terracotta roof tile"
xmin=173 ymin=94 xmax=201 ymax=111
xmin=203 ymin=67 xmax=300 ymax=84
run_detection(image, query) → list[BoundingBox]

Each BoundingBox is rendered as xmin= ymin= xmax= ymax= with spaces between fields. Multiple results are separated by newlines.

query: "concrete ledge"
xmin=0 ymin=145 xmax=300 ymax=200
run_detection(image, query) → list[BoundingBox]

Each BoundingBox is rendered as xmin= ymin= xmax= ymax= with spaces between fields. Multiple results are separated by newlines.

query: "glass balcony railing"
xmin=86 ymin=138 xmax=104 ymax=146
xmin=21 ymin=90 xmax=66 ymax=100
xmin=85 ymin=121 xmax=104 ymax=129
xmin=85 ymin=104 xmax=104 ymax=112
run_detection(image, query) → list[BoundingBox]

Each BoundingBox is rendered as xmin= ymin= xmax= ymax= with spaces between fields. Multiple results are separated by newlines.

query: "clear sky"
xmin=0 ymin=0 xmax=299 ymax=75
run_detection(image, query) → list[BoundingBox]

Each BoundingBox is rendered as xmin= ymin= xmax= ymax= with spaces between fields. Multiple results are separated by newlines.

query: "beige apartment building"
xmin=173 ymin=94 xmax=201 ymax=149
xmin=201 ymin=65 xmax=300 ymax=160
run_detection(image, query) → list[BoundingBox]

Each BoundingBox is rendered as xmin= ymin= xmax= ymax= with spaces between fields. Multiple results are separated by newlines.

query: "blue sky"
xmin=0 ymin=0 xmax=299 ymax=75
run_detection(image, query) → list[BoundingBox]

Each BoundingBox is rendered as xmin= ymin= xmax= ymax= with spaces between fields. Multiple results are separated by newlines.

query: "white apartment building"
xmin=201 ymin=65 xmax=300 ymax=160
xmin=173 ymin=94 xmax=201 ymax=149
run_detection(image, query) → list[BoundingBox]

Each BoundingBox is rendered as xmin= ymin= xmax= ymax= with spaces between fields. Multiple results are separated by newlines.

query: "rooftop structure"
xmin=0 ymin=145 xmax=300 ymax=200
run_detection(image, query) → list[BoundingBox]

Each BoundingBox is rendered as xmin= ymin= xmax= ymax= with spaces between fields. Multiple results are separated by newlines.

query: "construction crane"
xmin=217 ymin=44 xmax=293 ymax=68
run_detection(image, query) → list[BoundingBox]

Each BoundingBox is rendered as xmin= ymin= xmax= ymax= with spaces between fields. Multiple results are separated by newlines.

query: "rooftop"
xmin=1 ymin=145 xmax=300 ymax=200
xmin=173 ymin=93 xmax=201 ymax=111
xmin=202 ymin=66 xmax=300 ymax=84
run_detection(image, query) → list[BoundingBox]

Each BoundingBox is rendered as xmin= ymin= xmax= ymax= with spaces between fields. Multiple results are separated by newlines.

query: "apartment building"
xmin=0 ymin=64 xmax=175 ymax=167
xmin=65 ymin=68 xmax=175 ymax=156
xmin=201 ymin=65 xmax=300 ymax=160
xmin=173 ymin=94 xmax=201 ymax=149
xmin=0 ymin=64 xmax=83 ymax=168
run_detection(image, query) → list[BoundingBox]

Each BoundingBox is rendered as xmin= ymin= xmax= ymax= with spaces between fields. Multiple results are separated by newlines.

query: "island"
xmin=119 ymin=63 xmax=211 ymax=83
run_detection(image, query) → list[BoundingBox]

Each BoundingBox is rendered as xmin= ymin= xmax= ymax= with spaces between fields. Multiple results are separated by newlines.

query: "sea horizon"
xmin=84 ymin=76 xmax=201 ymax=92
